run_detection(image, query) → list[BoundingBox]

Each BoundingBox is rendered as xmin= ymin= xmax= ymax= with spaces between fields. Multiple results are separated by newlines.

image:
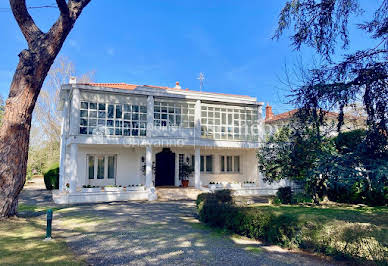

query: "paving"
xmin=19 ymin=177 xmax=339 ymax=265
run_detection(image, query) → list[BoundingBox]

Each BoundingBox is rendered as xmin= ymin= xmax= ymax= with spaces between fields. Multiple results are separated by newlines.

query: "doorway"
xmin=155 ymin=148 xmax=175 ymax=186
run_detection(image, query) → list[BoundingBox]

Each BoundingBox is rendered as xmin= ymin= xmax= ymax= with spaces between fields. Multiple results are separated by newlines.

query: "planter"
xmin=104 ymin=187 xmax=122 ymax=192
xmin=181 ymin=180 xmax=189 ymax=187
xmin=81 ymin=188 xmax=101 ymax=193
xmin=127 ymin=186 xmax=145 ymax=191
xmin=227 ymin=183 xmax=241 ymax=189
xmin=209 ymin=184 xmax=216 ymax=190
xmin=242 ymin=183 xmax=256 ymax=188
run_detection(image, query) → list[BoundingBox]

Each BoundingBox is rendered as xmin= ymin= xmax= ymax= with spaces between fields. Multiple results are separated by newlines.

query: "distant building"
xmin=264 ymin=104 xmax=365 ymax=136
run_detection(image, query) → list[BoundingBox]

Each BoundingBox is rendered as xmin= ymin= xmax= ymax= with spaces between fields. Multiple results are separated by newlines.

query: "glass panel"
xmin=108 ymin=156 xmax=115 ymax=179
xmin=97 ymin=156 xmax=105 ymax=179
xmin=80 ymin=118 xmax=88 ymax=126
xmin=200 ymin=156 xmax=204 ymax=172
xmin=80 ymin=127 xmax=87 ymax=134
xmin=116 ymin=105 xmax=122 ymax=118
xmin=107 ymin=105 xmax=114 ymax=118
xmin=206 ymin=155 xmax=212 ymax=172
xmin=81 ymin=102 xmax=88 ymax=109
xmin=234 ymin=156 xmax=240 ymax=172
xmin=227 ymin=156 xmax=233 ymax=172
xmin=98 ymin=103 xmax=106 ymax=110
xmin=220 ymin=156 xmax=225 ymax=172
xmin=90 ymin=102 xmax=97 ymax=110
xmin=80 ymin=110 xmax=88 ymax=118
xmin=89 ymin=111 xmax=97 ymax=118
xmin=88 ymin=156 xmax=94 ymax=179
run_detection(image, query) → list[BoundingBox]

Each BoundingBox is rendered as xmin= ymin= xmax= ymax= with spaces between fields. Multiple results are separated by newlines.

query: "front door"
xmin=155 ymin=148 xmax=175 ymax=186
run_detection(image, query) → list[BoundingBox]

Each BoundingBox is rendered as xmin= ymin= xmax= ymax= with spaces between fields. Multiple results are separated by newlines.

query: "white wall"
xmin=76 ymin=145 xmax=146 ymax=187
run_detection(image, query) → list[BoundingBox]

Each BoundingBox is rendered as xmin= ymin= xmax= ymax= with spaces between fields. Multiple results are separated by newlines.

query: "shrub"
xmin=196 ymin=193 xmax=387 ymax=263
xmin=292 ymin=192 xmax=313 ymax=204
xmin=43 ymin=162 xmax=59 ymax=190
xmin=276 ymin=186 xmax=293 ymax=204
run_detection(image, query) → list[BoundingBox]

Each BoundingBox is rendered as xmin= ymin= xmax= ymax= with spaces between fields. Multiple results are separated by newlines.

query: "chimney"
xmin=265 ymin=103 xmax=273 ymax=120
xmin=175 ymin=81 xmax=181 ymax=89
xmin=69 ymin=76 xmax=77 ymax=84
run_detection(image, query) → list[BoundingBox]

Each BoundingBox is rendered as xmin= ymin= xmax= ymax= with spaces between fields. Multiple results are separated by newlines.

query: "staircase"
xmin=156 ymin=187 xmax=204 ymax=201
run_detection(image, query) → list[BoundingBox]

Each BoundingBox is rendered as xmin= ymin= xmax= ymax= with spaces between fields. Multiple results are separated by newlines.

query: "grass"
xmin=0 ymin=217 xmax=85 ymax=265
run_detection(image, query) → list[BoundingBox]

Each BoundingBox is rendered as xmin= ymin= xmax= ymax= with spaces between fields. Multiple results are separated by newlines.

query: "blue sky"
xmin=0 ymin=1 xmax=380 ymax=114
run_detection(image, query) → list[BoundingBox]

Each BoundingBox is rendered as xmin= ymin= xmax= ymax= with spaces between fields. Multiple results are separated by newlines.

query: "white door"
xmin=87 ymin=155 xmax=116 ymax=186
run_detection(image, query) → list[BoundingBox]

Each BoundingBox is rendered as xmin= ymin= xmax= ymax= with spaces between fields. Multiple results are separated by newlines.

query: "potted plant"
xmin=180 ymin=162 xmax=193 ymax=187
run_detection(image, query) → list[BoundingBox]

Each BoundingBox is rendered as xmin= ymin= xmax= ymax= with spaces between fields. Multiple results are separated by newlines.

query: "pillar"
xmin=69 ymin=87 xmax=80 ymax=136
xmin=145 ymin=145 xmax=153 ymax=188
xmin=69 ymin=143 xmax=78 ymax=193
xmin=146 ymin=96 xmax=154 ymax=138
xmin=194 ymin=99 xmax=201 ymax=139
xmin=59 ymin=99 xmax=69 ymax=192
xmin=194 ymin=147 xmax=200 ymax=188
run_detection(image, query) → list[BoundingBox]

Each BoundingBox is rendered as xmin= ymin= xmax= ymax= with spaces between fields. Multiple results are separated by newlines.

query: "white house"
xmin=53 ymin=79 xmax=268 ymax=204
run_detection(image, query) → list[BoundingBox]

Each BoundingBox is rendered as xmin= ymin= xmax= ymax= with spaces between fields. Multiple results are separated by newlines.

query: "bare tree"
xmin=29 ymin=57 xmax=94 ymax=174
xmin=0 ymin=0 xmax=91 ymax=217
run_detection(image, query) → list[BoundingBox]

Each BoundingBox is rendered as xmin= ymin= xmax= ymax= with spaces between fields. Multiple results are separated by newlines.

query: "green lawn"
xmin=0 ymin=216 xmax=85 ymax=265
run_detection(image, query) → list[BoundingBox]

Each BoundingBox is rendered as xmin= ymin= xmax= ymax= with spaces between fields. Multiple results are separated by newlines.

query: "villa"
xmin=53 ymin=78 xmax=269 ymax=204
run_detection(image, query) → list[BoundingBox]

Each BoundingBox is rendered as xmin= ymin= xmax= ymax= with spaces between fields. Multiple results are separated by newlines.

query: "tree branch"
xmin=56 ymin=0 xmax=70 ymax=17
xmin=9 ymin=0 xmax=43 ymax=48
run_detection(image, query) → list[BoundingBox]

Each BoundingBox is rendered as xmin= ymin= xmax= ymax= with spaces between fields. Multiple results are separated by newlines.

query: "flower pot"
xmin=181 ymin=180 xmax=189 ymax=187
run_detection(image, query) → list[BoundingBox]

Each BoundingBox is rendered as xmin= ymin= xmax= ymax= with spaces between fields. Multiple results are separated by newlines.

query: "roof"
xmin=265 ymin=109 xmax=359 ymax=123
xmin=78 ymin=82 xmax=254 ymax=99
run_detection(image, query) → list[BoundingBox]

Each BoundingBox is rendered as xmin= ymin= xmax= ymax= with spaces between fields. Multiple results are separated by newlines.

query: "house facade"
xmin=53 ymin=80 xmax=266 ymax=204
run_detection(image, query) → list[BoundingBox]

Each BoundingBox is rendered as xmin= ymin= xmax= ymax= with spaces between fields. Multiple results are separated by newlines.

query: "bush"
xmin=292 ymin=192 xmax=313 ymax=204
xmin=276 ymin=186 xmax=293 ymax=204
xmin=43 ymin=162 xmax=59 ymax=190
xmin=196 ymin=193 xmax=387 ymax=263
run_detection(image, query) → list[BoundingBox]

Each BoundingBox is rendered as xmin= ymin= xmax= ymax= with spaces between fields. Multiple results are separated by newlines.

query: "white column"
xmin=69 ymin=143 xmax=78 ymax=193
xmin=69 ymin=87 xmax=80 ymax=136
xmin=257 ymin=104 xmax=264 ymax=143
xmin=59 ymin=99 xmax=69 ymax=192
xmin=194 ymin=147 xmax=200 ymax=188
xmin=145 ymin=145 xmax=153 ymax=188
xmin=194 ymin=99 xmax=201 ymax=139
xmin=175 ymin=153 xmax=180 ymax=187
xmin=146 ymin=96 xmax=154 ymax=138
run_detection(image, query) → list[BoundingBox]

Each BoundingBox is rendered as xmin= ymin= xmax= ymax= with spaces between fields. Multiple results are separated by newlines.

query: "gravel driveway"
xmin=19 ymin=178 xmax=338 ymax=265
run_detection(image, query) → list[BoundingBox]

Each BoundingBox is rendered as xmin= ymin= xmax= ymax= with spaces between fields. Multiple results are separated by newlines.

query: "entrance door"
xmin=155 ymin=148 xmax=175 ymax=186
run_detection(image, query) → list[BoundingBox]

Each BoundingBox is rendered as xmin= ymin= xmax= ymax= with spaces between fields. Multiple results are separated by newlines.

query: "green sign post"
xmin=45 ymin=209 xmax=53 ymax=240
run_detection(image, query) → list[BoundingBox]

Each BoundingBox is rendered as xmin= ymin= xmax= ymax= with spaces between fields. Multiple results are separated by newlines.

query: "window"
xmin=154 ymin=100 xmax=195 ymax=128
xmin=206 ymin=155 xmax=213 ymax=172
xmin=234 ymin=156 xmax=240 ymax=172
xmin=201 ymin=104 xmax=259 ymax=141
xmin=87 ymin=154 xmax=117 ymax=180
xmin=88 ymin=156 xmax=94 ymax=179
xmin=80 ymin=101 xmax=147 ymax=136
xmin=226 ymin=156 xmax=233 ymax=172
xmin=97 ymin=156 xmax=105 ymax=179
xmin=200 ymin=155 xmax=213 ymax=173
xmin=220 ymin=155 xmax=240 ymax=173
xmin=220 ymin=156 xmax=225 ymax=172
xmin=108 ymin=156 xmax=116 ymax=179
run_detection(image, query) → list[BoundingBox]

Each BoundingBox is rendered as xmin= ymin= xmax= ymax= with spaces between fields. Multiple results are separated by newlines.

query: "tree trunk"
xmin=0 ymin=0 xmax=91 ymax=217
xmin=0 ymin=51 xmax=47 ymax=217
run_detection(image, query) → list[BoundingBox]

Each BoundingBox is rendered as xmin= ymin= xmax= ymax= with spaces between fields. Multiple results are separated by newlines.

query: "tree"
xmin=0 ymin=95 xmax=4 ymax=126
xmin=27 ymin=57 xmax=94 ymax=178
xmin=270 ymin=1 xmax=387 ymax=204
xmin=0 ymin=0 xmax=91 ymax=217
xmin=274 ymin=0 xmax=387 ymax=157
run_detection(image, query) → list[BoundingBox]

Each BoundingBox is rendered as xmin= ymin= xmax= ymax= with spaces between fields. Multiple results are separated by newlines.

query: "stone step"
xmin=156 ymin=188 xmax=203 ymax=201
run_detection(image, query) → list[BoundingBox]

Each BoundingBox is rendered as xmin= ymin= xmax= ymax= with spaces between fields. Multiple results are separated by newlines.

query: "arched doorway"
xmin=155 ymin=148 xmax=175 ymax=186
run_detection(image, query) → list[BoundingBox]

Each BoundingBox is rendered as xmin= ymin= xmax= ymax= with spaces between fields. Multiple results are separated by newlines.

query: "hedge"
xmin=43 ymin=162 xmax=59 ymax=190
xmin=196 ymin=190 xmax=387 ymax=263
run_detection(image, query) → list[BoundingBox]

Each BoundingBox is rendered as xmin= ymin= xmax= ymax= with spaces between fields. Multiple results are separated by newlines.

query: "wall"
xmin=76 ymin=145 xmax=146 ymax=187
